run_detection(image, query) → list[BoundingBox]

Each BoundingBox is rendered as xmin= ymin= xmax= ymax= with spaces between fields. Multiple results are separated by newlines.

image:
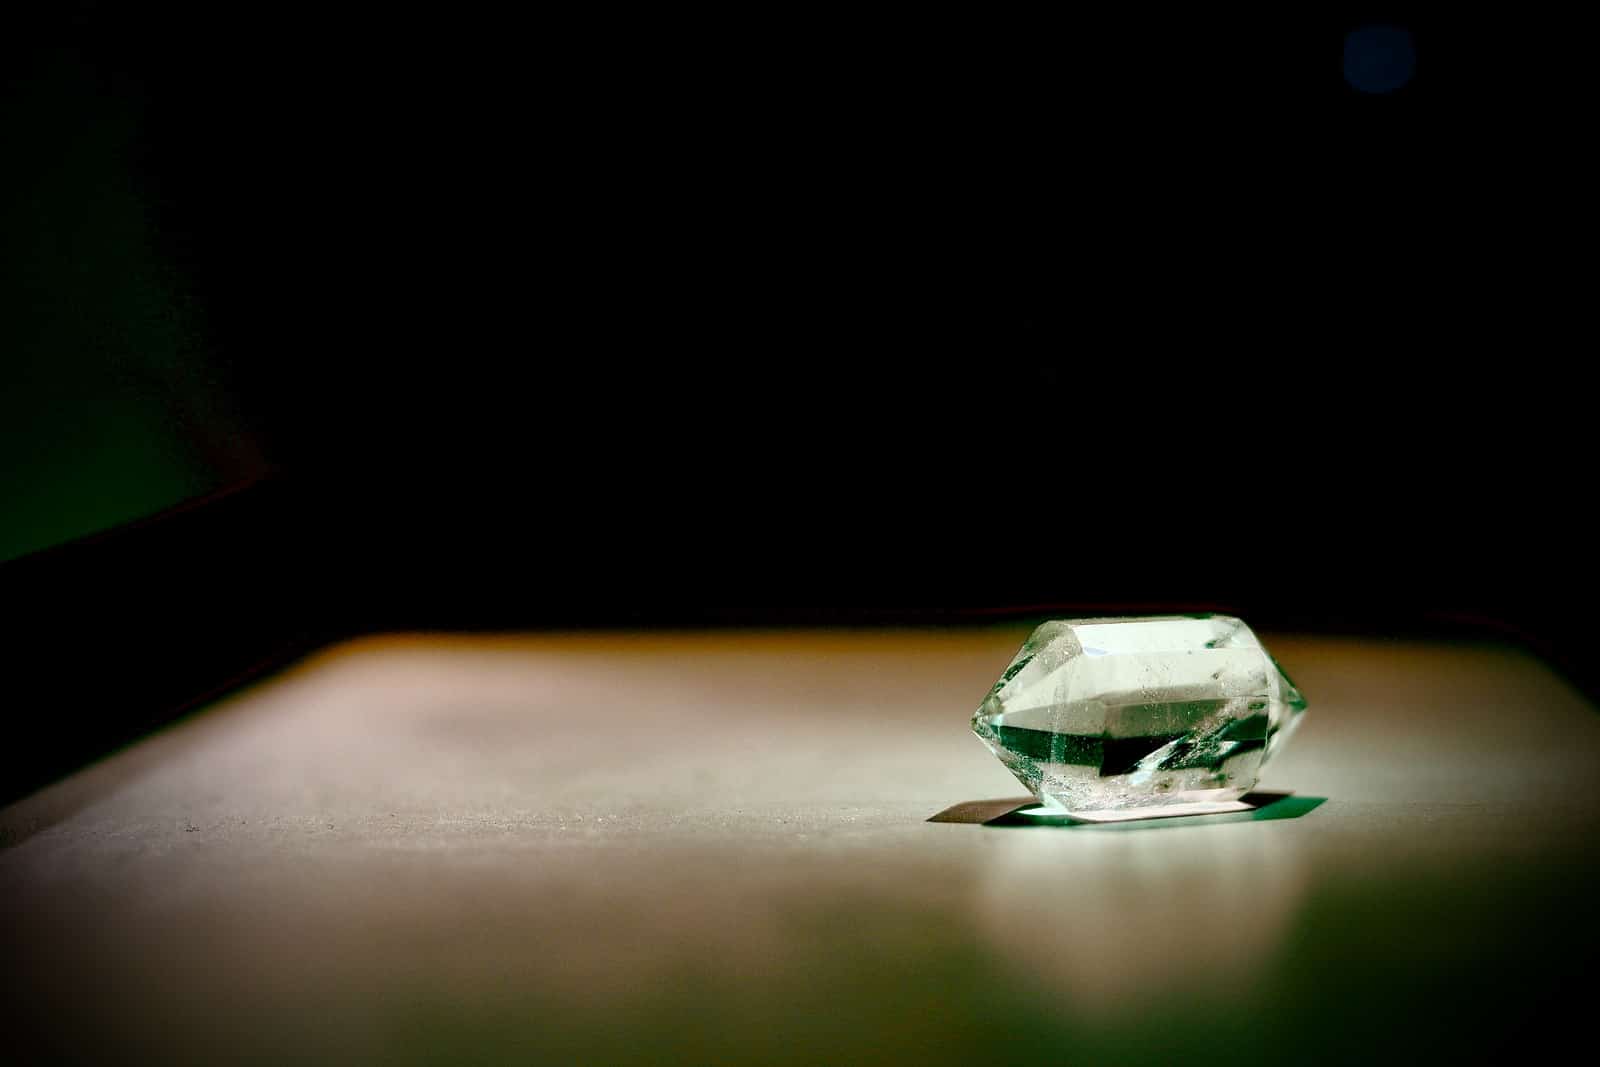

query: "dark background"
xmin=3 ymin=7 xmax=1593 ymax=799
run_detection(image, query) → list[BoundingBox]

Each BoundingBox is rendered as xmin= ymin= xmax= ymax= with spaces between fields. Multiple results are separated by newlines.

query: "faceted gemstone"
xmin=972 ymin=616 xmax=1306 ymax=813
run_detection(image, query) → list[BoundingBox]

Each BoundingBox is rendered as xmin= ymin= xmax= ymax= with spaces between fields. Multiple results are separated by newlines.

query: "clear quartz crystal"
xmin=971 ymin=616 xmax=1306 ymax=814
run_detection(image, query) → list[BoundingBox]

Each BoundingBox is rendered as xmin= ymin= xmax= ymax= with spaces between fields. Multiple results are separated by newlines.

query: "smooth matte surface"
xmin=4 ymin=629 xmax=1598 ymax=1063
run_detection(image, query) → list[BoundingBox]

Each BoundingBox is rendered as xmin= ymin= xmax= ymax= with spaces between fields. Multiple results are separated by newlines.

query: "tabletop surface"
xmin=4 ymin=628 xmax=1597 ymax=1064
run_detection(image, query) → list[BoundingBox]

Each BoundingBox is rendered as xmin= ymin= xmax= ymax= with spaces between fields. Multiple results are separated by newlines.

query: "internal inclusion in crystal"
xmin=971 ymin=616 xmax=1306 ymax=813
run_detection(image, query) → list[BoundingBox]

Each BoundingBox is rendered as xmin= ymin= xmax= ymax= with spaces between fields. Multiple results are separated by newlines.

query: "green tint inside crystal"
xmin=972 ymin=616 xmax=1306 ymax=813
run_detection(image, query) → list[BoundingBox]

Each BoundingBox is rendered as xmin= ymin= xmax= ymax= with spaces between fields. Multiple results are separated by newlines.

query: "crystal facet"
xmin=972 ymin=616 xmax=1306 ymax=814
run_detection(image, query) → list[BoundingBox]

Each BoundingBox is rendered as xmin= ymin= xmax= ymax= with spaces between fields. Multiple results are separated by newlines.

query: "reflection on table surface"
xmin=3 ymin=629 xmax=1597 ymax=1064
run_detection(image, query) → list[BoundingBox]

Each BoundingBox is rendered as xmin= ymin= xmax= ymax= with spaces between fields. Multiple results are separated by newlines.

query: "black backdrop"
xmin=4 ymin=7 xmax=1594 ymax=799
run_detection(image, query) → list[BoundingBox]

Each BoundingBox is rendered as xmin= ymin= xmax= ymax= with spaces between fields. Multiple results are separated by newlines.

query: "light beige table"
xmin=4 ymin=629 xmax=1597 ymax=1064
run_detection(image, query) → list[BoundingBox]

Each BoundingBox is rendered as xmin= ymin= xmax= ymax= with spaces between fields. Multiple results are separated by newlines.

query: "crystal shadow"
xmin=927 ymin=791 xmax=1326 ymax=830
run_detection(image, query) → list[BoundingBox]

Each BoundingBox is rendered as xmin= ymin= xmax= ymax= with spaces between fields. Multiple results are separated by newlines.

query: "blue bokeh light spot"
xmin=1343 ymin=25 xmax=1417 ymax=94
